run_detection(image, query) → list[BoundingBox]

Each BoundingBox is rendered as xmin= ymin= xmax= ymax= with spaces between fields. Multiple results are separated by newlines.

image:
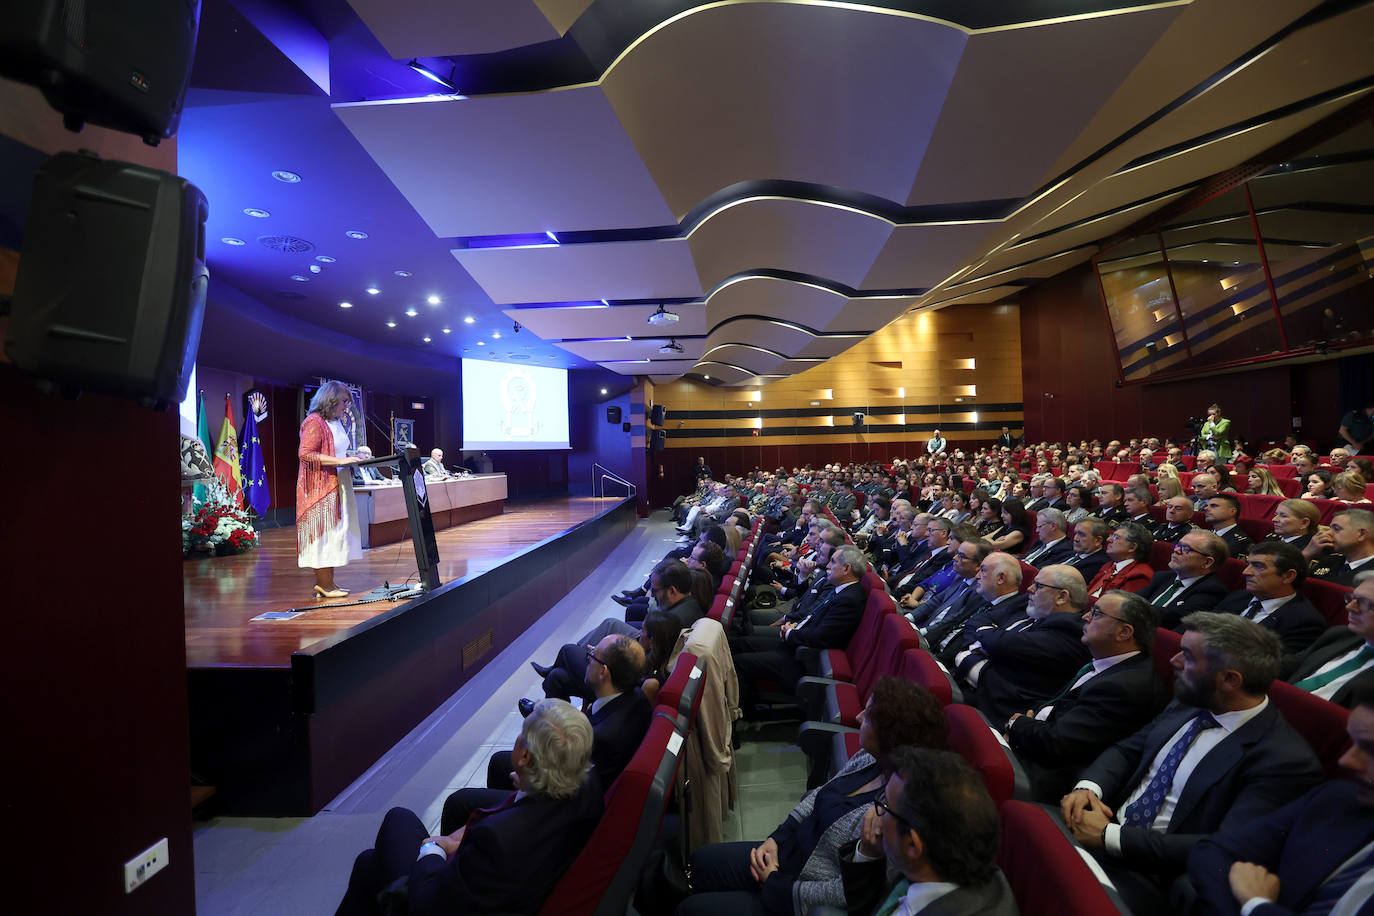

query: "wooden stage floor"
xmin=184 ymin=496 xmax=619 ymax=669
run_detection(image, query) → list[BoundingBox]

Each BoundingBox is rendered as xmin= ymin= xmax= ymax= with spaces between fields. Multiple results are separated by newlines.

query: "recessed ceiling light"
xmin=243 ymin=208 xmax=270 ymax=218
xmin=339 ymin=301 xmax=353 ymax=309
xmin=366 ymin=287 xmax=380 ymax=295
xmin=405 ymin=307 xmax=418 ymax=317
xmin=394 ymin=269 xmax=412 ymax=278
xmin=309 ymin=264 xmax=322 ymax=273
xmin=492 ymin=331 xmax=501 ymax=339
xmin=463 ymin=316 xmax=475 ymax=324
xmin=271 ymin=170 xmax=302 ymax=183
xmin=545 ymin=230 xmax=559 ymax=243
xmin=221 ymin=237 xmax=246 ymax=246
xmin=315 ymin=255 xmax=335 ymax=263
xmin=386 ymin=320 xmax=397 ymax=328
xmin=290 ymin=274 xmax=308 ymax=282
xmin=427 ymin=294 xmax=440 ymax=305
xmin=423 ymin=335 xmax=432 ymax=343
xmin=477 ymin=340 xmax=486 ymax=346
xmin=441 ymin=327 xmax=451 ymax=334
xmin=345 ymin=230 xmax=369 ymax=240
xmin=600 ymin=388 xmax=608 ymax=395
xmin=704 ymin=374 xmax=710 ymax=379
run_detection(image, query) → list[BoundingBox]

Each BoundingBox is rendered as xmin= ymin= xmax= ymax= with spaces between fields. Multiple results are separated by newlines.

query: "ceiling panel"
xmin=334 ymin=87 xmax=675 ymax=237
xmin=704 ymin=276 xmax=846 ymax=330
xmin=501 ymin=302 xmax=709 ymax=339
xmin=555 ymin=338 xmax=704 ymax=362
xmin=454 ymin=237 xmax=703 ymax=304
xmin=345 ymin=0 xmax=559 ymax=58
xmin=861 ymin=222 xmax=1000 ymax=290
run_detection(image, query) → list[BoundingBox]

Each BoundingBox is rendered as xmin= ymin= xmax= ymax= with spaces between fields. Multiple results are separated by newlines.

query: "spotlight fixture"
xmin=394 ymin=269 xmax=413 ymax=277
xmin=647 ymin=302 xmax=679 ymax=326
xmin=477 ymin=340 xmax=486 ymax=346
xmin=309 ymin=264 xmax=322 ymax=273
xmin=492 ymin=331 xmax=501 ymax=339
xmin=366 ymin=287 xmax=381 ymax=295
xmin=407 ymin=59 xmax=459 ymax=92
xmin=290 ymin=274 xmax=308 ymax=282
xmin=316 ymin=255 xmax=336 ymax=263
xmin=600 ymin=388 xmax=608 ymax=395
xmin=271 ymin=170 xmax=301 ymax=183
xmin=659 ymin=339 xmax=684 ymax=354
xmin=243 ymin=207 xmax=271 ymax=218
xmin=423 ymin=335 xmax=432 ymax=343
xmin=221 ymin=237 xmax=246 ymax=246
xmin=405 ymin=307 xmax=418 ymax=317
xmin=427 ymin=294 xmax=440 ymax=304
xmin=464 ymin=316 xmax=475 ymax=324
xmin=441 ymin=327 xmax=451 ymax=334
xmin=345 ymin=229 xmax=369 ymax=240
xmin=386 ymin=320 xmax=397 ymax=327
xmin=339 ymin=301 xmax=353 ymax=309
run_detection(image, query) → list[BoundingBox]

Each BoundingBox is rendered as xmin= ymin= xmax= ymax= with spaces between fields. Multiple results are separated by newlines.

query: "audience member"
xmin=1246 ymin=466 xmax=1285 ymax=497
xmin=926 ymin=552 xmax=1027 ymax=657
xmin=1084 ymin=522 xmax=1155 ymax=605
xmin=1140 ymin=530 xmax=1231 ymax=631
xmin=1204 ymin=493 xmax=1253 ymax=560
xmin=1212 ymin=541 xmax=1326 ymax=668
xmin=990 ymin=498 xmax=1032 ymax=554
xmin=1309 ymin=508 xmax=1374 ymax=585
xmin=1022 ymin=508 xmax=1074 ymax=568
xmin=1266 ymin=498 xmax=1319 ymax=552
xmin=1282 ymin=571 xmax=1374 ymax=707
xmin=1156 ymin=495 xmax=1199 ymax=543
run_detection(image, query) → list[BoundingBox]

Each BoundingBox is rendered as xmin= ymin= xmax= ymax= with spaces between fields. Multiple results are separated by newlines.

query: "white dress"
xmin=297 ymin=419 xmax=363 ymax=569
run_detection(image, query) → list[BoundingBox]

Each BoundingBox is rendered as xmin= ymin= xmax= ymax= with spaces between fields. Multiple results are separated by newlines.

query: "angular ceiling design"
xmin=174 ymin=0 xmax=1374 ymax=385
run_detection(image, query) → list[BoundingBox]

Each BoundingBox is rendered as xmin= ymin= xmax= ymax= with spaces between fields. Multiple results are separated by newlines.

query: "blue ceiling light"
xmin=345 ymin=230 xmax=369 ymax=240
xmin=406 ymin=59 xmax=458 ymax=92
xmin=271 ymin=170 xmax=302 ymax=183
xmin=366 ymin=287 xmax=381 ymax=295
xmin=386 ymin=320 xmax=397 ymax=328
xmin=309 ymin=265 xmax=322 ymax=274
xmin=464 ymin=316 xmax=475 ymax=324
xmin=316 ymin=255 xmax=336 ymax=263
xmin=394 ymin=269 xmax=413 ymax=278
xmin=221 ymin=237 xmax=246 ymax=246
xmin=405 ymin=307 xmax=418 ymax=317
xmin=426 ymin=294 xmax=440 ymax=305
xmin=423 ymin=335 xmax=432 ymax=343
xmin=441 ymin=327 xmax=451 ymax=334
xmin=243 ymin=207 xmax=270 ymax=218
xmin=339 ymin=301 xmax=353 ymax=309
xmin=290 ymin=274 xmax=309 ymax=282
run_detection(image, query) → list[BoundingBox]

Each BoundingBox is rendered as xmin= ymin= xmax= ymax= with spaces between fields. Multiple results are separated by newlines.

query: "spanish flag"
xmin=214 ymin=394 xmax=244 ymax=505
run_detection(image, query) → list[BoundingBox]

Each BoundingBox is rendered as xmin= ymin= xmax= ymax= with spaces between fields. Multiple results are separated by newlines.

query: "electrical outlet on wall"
xmin=124 ymin=837 xmax=169 ymax=893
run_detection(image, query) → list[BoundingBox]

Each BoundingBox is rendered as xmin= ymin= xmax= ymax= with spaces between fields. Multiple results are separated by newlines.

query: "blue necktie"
xmin=1303 ymin=842 xmax=1374 ymax=916
xmin=926 ymin=581 xmax=972 ymax=625
xmin=1121 ymin=711 xmax=1219 ymax=828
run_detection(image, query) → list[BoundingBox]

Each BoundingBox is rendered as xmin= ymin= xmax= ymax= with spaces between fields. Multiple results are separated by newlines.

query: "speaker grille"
xmin=257 ymin=235 xmax=315 ymax=253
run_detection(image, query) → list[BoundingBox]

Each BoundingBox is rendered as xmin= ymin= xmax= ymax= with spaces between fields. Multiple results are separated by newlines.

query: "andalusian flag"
xmin=239 ymin=407 xmax=270 ymax=517
xmin=213 ymin=394 xmax=243 ymax=505
xmin=193 ymin=393 xmax=213 ymax=504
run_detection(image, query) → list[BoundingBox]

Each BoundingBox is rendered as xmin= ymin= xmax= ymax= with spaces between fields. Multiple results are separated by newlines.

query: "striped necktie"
xmin=1152 ymin=579 xmax=1185 ymax=607
xmin=1242 ymin=597 xmax=1264 ymax=619
xmin=1294 ymin=646 xmax=1374 ymax=693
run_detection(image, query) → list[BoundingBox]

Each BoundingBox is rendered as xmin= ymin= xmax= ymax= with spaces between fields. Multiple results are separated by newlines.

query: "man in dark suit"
xmin=1122 ymin=486 xmax=1155 ymax=531
xmin=996 ymin=426 xmax=1018 ymax=450
xmin=1188 ymin=683 xmax=1374 ymax=916
xmin=1310 ymin=507 xmax=1374 ymax=586
xmin=1155 ymin=495 xmax=1199 ymax=544
xmin=893 ymin=518 xmax=953 ymax=598
xmin=838 ymin=747 xmax=1018 ymax=915
xmin=1023 ymin=475 xmax=1050 ymax=512
xmin=925 ymin=553 xmax=1028 ymax=657
xmin=339 ymin=699 xmax=603 ymax=916
xmin=1093 ymin=483 xmax=1130 ymax=528
xmin=1004 ymin=590 xmax=1169 ymax=801
xmin=1140 ymin=530 xmax=1232 ymax=631
xmin=955 ymin=563 xmax=1093 ymax=723
xmin=905 ymin=537 xmax=988 ymax=623
xmin=1060 ymin=612 xmax=1323 ymax=915
xmin=1042 ymin=476 xmax=1069 ymax=511
xmin=1205 ymin=494 xmax=1253 ymax=560
xmin=733 ymin=545 xmax=867 ymax=706
xmin=1065 ymin=518 xmax=1111 ymax=584
xmin=1213 ymin=541 xmax=1327 ymax=662
xmin=1021 ymin=508 xmax=1075 ymax=568
xmin=1281 ymin=572 xmax=1374 ymax=708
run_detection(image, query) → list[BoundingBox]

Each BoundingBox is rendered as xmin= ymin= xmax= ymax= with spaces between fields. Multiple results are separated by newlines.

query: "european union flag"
xmin=239 ymin=408 xmax=270 ymax=517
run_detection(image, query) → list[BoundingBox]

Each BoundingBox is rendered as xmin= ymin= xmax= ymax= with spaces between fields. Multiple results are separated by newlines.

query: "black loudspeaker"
xmin=853 ymin=412 xmax=865 ymax=427
xmin=651 ymin=430 xmax=667 ymax=451
xmin=5 ymin=151 xmax=210 ymax=410
xmin=607 ymin=405 xmax=622 ymax=424
xmin=622 ymin=422 xmax=631 ymax=433
xmin=0 ymin=0 xmax=201 ymax=145
xmin=651 ymin=404 xmax=666 ymax=425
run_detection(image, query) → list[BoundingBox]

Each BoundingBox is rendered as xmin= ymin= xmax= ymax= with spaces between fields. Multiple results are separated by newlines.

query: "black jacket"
xmin=1282 ymin=626 xmax=1374 ymax=706
xmin=1213 ymin=590 xmax=1327 ymax=661
xmin=969 ymin=613 xmax=1092 ymax=723
xmin=1138 ymin=570 xmax=1229 ymax=631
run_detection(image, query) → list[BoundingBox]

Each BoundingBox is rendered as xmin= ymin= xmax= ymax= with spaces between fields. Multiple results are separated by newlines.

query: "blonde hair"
xmin=1156 ymin=476 xmax=1185 ymax=501
xmin=1248 ymin=467 xmax=1285 ymax=497
xmin=308 ymin=380 xmax=352 ymax=420
xmin=1276 ymin=498 xmax=1320 ymax=534
xmin=1333 ymin=470 xmax=1369 ymax=501
xmin=1156 ymin=463 xmax=1180 ymax=482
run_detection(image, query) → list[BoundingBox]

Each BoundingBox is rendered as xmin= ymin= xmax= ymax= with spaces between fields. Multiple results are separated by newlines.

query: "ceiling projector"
xmin=647 ymin=304 xmax=679 ymax=326
xmin=659 ymin=339 xmax=684 ymax=354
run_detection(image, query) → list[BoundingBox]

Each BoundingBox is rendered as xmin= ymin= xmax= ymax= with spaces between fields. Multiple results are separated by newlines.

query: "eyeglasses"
xmin=1087 ymin=607 xmax=1129 ymax=623
xmin=1172 ymin=543 xmax=1198 ymax=555
xmin=1028 ymin=581 xmax=1067 ymax=593
xmin=584 ymin=647 xmax=608 ymax=667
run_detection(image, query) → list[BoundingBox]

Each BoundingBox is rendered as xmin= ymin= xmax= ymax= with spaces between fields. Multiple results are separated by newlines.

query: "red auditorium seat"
xmin=945 ymin=704 xmax=1028 ymax=807
xmin=1269 ymin=464 xmax=1298 ymax=478
xmin=854 ymin=491 xmax=866 ymax=511
xmin=654 ymin=652 xmax=700 ymax=721
xmin=1238 ymin=493 xmax=1283 ymax=521
xmin=1216 ymin=558 xmax=1247 ymax=592
xmin=1153 ymin=628 xmax=1181 ymax=691
xmin=539 ymin=715 xmax=683 ymax=916
xmin=1110 ymin=463 xmax=1139 ymax=482
xmin=860 ymin=569 xmax=884 ymax=593
xmin=898 ymin=647 xmax=957 ymax=706
xmin=1277 ymin=477 xmax=1303 ymax=498
xmin=728 ymin=559 xmax=742 ymax=578
xmin=1309 ymin=498 xmax=1345 ymax=525
xmin=1018 ymin=560 xmax=1038 ymax=592
xmin=822 ymin=614 xmax=920 ymax=727
xmin=1149 ymin=540 xmax=1175 ymax=570
xmin=813 ymin=587 xmax=896 ymax=684
xmin=1093 ymin=461 xmax=1117 ymax=479
xmin=1302 ymin=577 xmax=1352 ymax=627
xmin=1269 ymin=681 xmax=1352 ymax=779
xmin=656 ymin=655 xmax=707 ymax=735
xmin=1238 ymin=518 xmax=1272 ymax=544
xmin=1180 ymin=455 xmax=1197 ymax=470
xmin=998 ymin=801 xmax=1129 ymax=916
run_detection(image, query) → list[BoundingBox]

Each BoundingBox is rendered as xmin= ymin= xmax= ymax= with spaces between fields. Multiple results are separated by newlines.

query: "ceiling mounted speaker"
xmin=606 ymin=405 xmax=622 ymax=424
xmin=853 ymin=413 xmax=865 ymax=428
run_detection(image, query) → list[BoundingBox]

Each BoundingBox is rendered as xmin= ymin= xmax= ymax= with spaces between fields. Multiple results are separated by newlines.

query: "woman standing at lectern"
xmin=297 ymin=381 xmax=361 ymax=598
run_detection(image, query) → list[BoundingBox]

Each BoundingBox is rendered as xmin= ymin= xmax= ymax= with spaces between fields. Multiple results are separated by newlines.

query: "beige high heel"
xmin=313 ymin=585 xmax=349 ymax=599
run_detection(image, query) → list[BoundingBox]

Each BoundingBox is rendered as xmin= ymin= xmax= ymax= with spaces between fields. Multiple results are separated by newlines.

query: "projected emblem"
xmin=499 ymin=368 xmax=540 ymax=439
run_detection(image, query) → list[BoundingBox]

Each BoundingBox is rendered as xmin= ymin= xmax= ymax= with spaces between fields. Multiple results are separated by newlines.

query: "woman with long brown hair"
xmin=297 ymin=381 xmax=362 ymax=598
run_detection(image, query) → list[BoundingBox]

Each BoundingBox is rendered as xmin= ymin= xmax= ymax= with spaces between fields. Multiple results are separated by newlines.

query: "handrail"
xmin=593 ymin=462 xmax=637 ymax=499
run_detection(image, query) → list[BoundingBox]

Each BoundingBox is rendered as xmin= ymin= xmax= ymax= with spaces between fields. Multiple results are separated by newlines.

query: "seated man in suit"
xmin=899 ymin=524 xmax=980 ymax=611
xmin=1042 ymin=476 xmax=1069 ymax=511
xmin=1140 ymin=530 xmax=1232 ymax=631
xmin=1060 ymin=612 xmax=1323 ymax=915
xmin=1022 ymin=508 xmax=1075 ymax=568
xmin=1205 ymin=494 xmax=1253 ymax=560
xmin=1122 ymin=486 xmax=1155 ymax=530
xmin=531 ymin=559 xmax=701 ymax=700
xmin=338 ymin=699 xmax=603 ymax=916
xmin=1188 ymin=682 xmax=1374 ymax=916
xmin=926 ymin=552 xmax=1027 ymax=658
xmin=892 ymin=517 xmax=953 ymax=598
xmin=838 ymin=747 xmax=1017 ymax=915
xmin=351 ymin=445 xmax=390 ymax=485
xmin=456 ymin=635 xmax=650 ymax=834
xmin=954 ymin=563 xmax=1092 ymax=723
xmin=421 ymin=447 xmax=447 ymax=477
xmin=1156 ymin=495 xmax=1199 ymax=544
xmin=1065 ymin=517 xmax=1111 ymax=584
xmin=1213 ymin=541 xmax=1327 ymax=662
xmin=1282 ymin=570 xmax=1374 ymax=708
xmin=1023 ymin=474 xmax=1050 ymax=512
xmin=733 ymin=545 xmax=868 ymax=709
xmin=756 ymin=531 xmax=841 ymax=629
xmin=1193 ymin=474 xmax=1221 ymax=511
xmin=1309 ymin=507 xmax=1374 ymax=586
xmin=905 ymin=536 xmax=990 ymax=627
xmin=1005 ymin=590 xmax=1170 ymax=801
xmin=1093 ymin=482 xmax=1130 ymax=527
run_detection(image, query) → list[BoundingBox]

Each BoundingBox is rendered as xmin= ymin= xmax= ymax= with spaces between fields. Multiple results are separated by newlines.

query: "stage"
xmin=185 ymin=495 xmax=637 ymax=815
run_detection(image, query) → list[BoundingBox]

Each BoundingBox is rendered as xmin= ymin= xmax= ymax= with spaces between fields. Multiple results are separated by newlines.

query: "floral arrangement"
xmin=183 ymin=479 xmax=261 ymax=557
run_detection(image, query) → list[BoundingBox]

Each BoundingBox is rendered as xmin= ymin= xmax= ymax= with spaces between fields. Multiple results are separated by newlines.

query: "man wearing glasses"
xmin=1281 ymin=570 xmax=1374 ymax=708
xmin=837 ymin=747 xmax=1016 ymax=915
xmin=1138 ymin=530 xmax=1231 ymax=631
xmin=1004 ymin=590 xmax=1169 ymax=802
